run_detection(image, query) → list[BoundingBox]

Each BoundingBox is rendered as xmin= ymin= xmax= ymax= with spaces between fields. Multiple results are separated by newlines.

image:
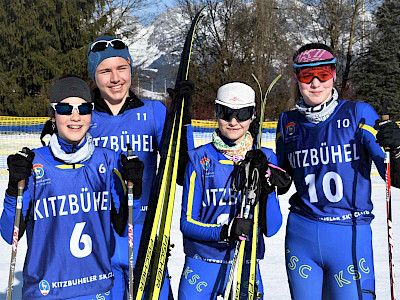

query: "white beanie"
xmin=215 ymin=82 xmax=255 ymax=109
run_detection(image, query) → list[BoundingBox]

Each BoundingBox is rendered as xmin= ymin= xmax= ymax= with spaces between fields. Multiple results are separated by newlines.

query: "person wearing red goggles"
xmin=276 ymin=42 xmax=400 ymax=300
xmin=294 ymin=62 xmax=336 ymax=107
xmin=295 ymin=65 xmax=335 ymax=84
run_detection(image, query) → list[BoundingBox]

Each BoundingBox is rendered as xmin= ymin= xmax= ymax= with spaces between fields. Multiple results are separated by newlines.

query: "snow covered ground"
xmin=0 ymin=175 xmax=399 ymax=299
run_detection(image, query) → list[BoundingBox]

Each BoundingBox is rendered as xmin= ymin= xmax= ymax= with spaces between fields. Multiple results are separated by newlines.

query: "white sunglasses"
xmin=50 ymin=103 xmax=94 ymax=115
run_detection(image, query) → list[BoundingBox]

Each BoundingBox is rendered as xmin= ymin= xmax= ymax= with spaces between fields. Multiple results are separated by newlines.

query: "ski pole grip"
xmin=17 ymin=180 xmax=25 ymax=209
xmin=17 ymin=147 xmax=29 ymax=192
xmin=381 ymin=115 xmax=390 ymax=151
xmin=17 ymin=180 xmax=25 ymax=190
xmin=126 ymin=143 xmax=134 ymax=188
xmin=17 ymin=179 xmax=25 ymax=199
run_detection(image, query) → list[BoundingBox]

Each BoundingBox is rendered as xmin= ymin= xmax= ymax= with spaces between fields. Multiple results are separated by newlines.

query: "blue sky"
xmin=136 ymin=0 xmax=177 ymax=25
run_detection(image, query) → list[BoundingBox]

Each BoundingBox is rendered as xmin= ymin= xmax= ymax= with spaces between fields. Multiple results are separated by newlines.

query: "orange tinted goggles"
xmin=296 ymin=66 xmax=334 ymax=84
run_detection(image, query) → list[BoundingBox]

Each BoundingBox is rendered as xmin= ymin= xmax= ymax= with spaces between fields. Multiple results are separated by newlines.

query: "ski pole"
xmin=223 ymin=162 xmax=251 ymax=299
xmin=382 ymin=115 xmax=396 ymax=300
xmin=126 ymin=143 xmax=135 ymax=300
xmin=6 ymin=179 xmax=25 ymax=300
xmin=223 ymin=74 xmax=282 ymax=299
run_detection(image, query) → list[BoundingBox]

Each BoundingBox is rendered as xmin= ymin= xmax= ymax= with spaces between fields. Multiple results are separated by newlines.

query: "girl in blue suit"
xmin=277 ymin=43 xmax=400 ymax=299
xmin=1 ymin=77 xmax=144 ymax=299
xmin=178 ymin=82 xmax=290 ymax=299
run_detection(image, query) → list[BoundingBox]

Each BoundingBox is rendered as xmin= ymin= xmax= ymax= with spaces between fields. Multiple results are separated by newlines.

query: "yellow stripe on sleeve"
xmin=359 ymin=123 xmax=385 ymax=152
xmin=187 ymin=171 xmax=219 ymax=227
xmin=359 ymin=123 xmax=377 ymax=137
xmin=113 ymin=168 xmax=127 ymax=194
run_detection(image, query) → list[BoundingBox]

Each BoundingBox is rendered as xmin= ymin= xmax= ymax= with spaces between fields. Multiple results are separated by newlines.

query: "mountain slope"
xmin=123 ymin=7 xmax=190 ymax=96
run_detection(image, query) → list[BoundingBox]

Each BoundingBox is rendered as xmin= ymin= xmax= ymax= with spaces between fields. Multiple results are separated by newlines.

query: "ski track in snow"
xmin=0 ymin=176 xmax=399 ymax=299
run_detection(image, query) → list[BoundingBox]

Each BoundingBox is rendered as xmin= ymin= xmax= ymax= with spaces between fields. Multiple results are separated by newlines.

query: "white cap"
xmin=215 ymin=82 xmax=255 ymax=109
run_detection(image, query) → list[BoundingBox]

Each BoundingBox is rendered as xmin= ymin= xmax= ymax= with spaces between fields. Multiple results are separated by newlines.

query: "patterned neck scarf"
xmin=296 ymin=88 xmax=339 ymax=124
xmin=212 ymin=129 xmax=253 ymax=162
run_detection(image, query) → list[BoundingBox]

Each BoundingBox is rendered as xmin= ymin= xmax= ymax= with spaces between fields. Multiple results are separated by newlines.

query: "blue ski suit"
xmin=88 ymin=92 xmax=174 ymax=299
xmin=276 ymin=99 xmax=387 ymax=299
xmin=179 ymin=142 xmax=282 ymax=299
xmin=0 ymin=137 xmax=134 ymax=299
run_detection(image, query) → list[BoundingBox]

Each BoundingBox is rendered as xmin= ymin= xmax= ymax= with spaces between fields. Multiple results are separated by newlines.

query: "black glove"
xmin=232 ymin=149 xmax=267 ymax=193
xmin=266 ymin=164 xmax=292 ymax=191
xmin=121 ymin=154 xmax=144 ymax=199
xmin=7 ymin=148 xmax=34 ymax=197
xmin=220 ymin=217 xmax=253 ymax=241
xmin=374 ymin=119 xmax=400 ymax=159
xmin=245 ymin=149 xmax=291 ymax=195
xmin=167 ymin=80 xmax=194 ymax=125
xmin=375 ymin=119 xmax=400 ymax=188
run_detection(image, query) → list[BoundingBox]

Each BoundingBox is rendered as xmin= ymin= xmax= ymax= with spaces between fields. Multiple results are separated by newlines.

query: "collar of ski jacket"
xmin=295 ymin=88 xmax=339 ymax=124
xmin=49 ymin=133 xmax=95 ymax=164
xmin=92 ymin=88 xmax=144 ymax=115
xmin=212 ymin=129 xmax=253 ymax=162
xmin=57 ymin=135 xmax=86 ymax=153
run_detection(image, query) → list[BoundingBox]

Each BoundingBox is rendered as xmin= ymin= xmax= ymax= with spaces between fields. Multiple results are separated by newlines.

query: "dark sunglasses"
xmin=215 ymin=104 xmax=254 ymax=122
xmin=89 ymin=39 xmax=127 ymax=54
xmin=51 ymin=103 xmax=94 ymax=115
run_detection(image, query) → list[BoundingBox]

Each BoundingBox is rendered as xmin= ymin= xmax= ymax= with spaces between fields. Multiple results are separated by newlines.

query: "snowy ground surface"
xmin=0 ymin=175 xmax=400 ymax=299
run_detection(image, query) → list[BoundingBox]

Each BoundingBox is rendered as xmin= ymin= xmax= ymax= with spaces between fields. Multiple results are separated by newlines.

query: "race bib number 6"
xmin=70 ymin=222 xmax=92 ymax=258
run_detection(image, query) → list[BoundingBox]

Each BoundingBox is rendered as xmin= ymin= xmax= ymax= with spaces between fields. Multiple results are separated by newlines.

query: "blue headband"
xmin=87 ymin=35 xmax=133 ymax=81
xmin=293 ymin=58 xmax=336 ymax=69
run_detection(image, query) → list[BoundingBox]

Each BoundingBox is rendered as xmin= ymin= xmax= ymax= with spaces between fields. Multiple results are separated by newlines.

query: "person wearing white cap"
xmin=178 ymin=82 xmax=290 ymax=299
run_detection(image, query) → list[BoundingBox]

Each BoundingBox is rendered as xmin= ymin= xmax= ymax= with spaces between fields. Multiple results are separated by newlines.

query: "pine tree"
xmin=0 ymin=0 xmax=101 ymax=116
xmin=353 ymin=0 xmax=400 ymax=118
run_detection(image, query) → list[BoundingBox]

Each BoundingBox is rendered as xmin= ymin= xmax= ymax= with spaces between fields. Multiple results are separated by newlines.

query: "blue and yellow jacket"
xmin=276 ymin=100 xmax=386 ymax=224
xmin=180 ymin=142 xmax=282 ymax=264
xmin=0 ymin=136 xmax=137 ymax=299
